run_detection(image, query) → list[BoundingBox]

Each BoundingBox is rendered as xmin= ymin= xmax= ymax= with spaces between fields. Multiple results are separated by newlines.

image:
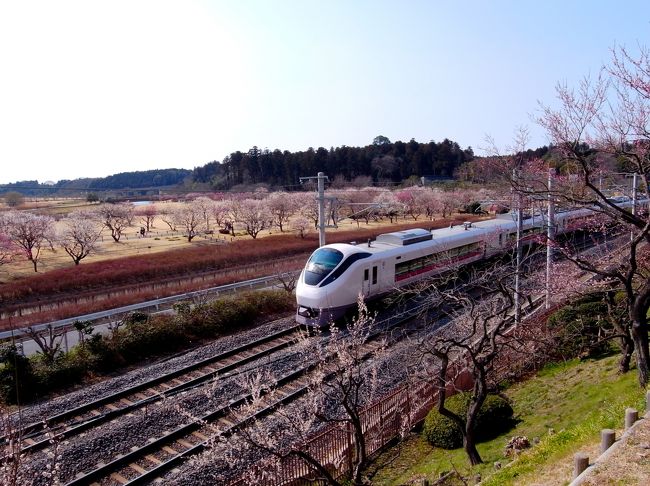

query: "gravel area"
xmin=15 ymin=315 xmax=299 ymax=485
xmin=162 ymin=316 xmax=450 ymax=485
xmin=15 ymin=316 xmax=296 ymax=425
xmin=14 ymin=303 xmax=461 ymax=485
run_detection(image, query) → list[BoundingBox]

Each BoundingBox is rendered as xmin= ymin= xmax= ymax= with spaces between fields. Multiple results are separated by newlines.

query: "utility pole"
xmin=630 ymin=172 xmax=638 ymax=242
xmin=299 ymin=172 xmax=329 ymax=247
xmin=546 ymin=168 xmax=555 ymax=310
xmin=513 ymin=167 xmax=523 ymax=324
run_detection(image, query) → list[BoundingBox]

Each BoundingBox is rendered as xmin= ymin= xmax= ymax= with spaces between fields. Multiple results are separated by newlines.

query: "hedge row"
xmin=0 ymin=290 xmax=294 ymax=404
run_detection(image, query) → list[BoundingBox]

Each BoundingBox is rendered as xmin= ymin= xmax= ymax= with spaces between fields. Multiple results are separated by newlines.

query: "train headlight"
xmin=298 ymin=306 xmax=319 ymax=318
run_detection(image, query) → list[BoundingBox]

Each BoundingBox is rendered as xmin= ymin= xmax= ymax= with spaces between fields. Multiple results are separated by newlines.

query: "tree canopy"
xmin=191 ymin=138 xmax=474 ymax=190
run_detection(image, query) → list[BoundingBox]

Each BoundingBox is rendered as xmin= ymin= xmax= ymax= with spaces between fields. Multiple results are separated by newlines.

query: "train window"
xmin=364 ymin=269 xmax=369 ymax=281
xmin=372 ymin=266 xmax=377 ymax=284
xmin=320 ymin=252 xmax=372 ymax=286
xmin=304 ymin=248 xmax=344 ymax=285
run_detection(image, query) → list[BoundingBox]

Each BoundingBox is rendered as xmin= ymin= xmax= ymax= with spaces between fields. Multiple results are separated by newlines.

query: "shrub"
xmin=423 ymin=395 xmax=465 ymax=449
xmin=3 ymin=191 xmax=24 ymax=208
xmin=0 ymin=290 xmax=295 ymax=404
xmin=172 ymin=300 xmax=191 ymax=316
xmin=32 ymin=353 xmax=87 ymax=394
xmin=423 ymin=393 xmax=514 ymax=449
xmin=479 ymin=394 xmax=516 ymax=439
xmin=113 ymin=315 xmax=187 ymax=363
xmin=240 ymin=290 xmax=295 ymax=315
xmin=0 ymin=344 xmax=36 ymax=403
xmin=86 ymin=333 xmax=124 ymax=371
xmin=547 ymin=294 xmax=612 ymax=359
xmin=124 ymin=311 xmax=150 ymax=327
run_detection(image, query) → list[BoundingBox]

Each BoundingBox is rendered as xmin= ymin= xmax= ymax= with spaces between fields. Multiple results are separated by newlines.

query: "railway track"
xmin=58 ymin=302 xmax=427 ymax=486
xmin=7 ymin=325 xmax=304 ymax=457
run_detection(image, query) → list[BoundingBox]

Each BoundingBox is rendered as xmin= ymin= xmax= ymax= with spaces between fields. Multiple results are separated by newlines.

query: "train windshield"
xmin=304 ymin=248 xmax=344 ymax=285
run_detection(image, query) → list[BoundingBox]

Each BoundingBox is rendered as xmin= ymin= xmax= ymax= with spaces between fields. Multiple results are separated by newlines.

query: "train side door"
xmin=362 ymin=265 xmax=379 ymax=297
xmin=362 ymin=268 xmax=370 ymax=296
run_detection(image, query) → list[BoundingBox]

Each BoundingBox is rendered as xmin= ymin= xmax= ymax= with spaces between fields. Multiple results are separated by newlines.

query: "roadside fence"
xmin=0 ymin=270 xmax=301 ymax=348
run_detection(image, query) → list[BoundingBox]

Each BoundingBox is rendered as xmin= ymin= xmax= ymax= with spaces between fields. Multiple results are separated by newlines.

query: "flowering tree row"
xmin=468 ymin=45 xmax=650 ymax=387
xmin=0 ymin=186 xmax=504 ymax=273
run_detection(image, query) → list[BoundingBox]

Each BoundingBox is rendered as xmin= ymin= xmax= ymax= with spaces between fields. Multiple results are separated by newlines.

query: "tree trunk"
xmin=630 ymin=301 xmax=650 ymax=387
xmin=631 ymin=318 xmax=650 ymax=387
xmin=618 ymin=335 xmax=634 ymax=374
xmin=463 ymin=430 xmax=483 ymax=466
xmin=463 ymin=385 xmax=486 ymax=466
xmin=351 ymin=418 xmax=368 ymax=485
xmin=293 ymin=450 xmax=341 ymax=486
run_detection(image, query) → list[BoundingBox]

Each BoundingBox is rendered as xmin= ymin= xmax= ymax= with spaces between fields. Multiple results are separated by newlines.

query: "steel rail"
xmin=6 ymin=325 xmax=303 ymax=453
xmin=63 ymin=301 xmax=424 ymax=486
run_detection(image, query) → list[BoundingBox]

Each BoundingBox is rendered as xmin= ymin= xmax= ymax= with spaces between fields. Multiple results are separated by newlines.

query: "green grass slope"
xmin=370 ymin=355 xmax=646 ymax=486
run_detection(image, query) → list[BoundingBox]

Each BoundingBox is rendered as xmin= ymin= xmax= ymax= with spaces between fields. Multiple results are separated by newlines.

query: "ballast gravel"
xmin=18 ymin=307 xmax=462 ymax=486
xmin=17 ymin=316 xmax=299 ymax=485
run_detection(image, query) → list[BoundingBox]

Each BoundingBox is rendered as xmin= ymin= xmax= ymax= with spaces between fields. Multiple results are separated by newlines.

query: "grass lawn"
xmin=369 ymin=354 xmax=647 ymax=485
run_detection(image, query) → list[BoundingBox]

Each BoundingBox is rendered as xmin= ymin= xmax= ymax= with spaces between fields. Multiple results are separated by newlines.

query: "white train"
xmin=295 ymin=199 xmax=633 ymax=326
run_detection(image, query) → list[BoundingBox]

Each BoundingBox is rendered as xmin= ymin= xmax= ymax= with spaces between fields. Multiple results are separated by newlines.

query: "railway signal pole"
xmin=300 ymin=172 xmax=329 ymax=247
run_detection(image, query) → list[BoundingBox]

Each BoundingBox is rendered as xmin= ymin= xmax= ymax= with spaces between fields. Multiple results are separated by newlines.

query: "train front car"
xmin=295 ymin=243 xmax=372 ymax=327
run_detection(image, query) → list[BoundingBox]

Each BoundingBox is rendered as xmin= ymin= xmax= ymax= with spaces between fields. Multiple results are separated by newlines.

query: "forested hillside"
xmin=0 ymin=169 xmax=191 ymax=196
xmin=192 ymin=137 xmax=474 ymax=189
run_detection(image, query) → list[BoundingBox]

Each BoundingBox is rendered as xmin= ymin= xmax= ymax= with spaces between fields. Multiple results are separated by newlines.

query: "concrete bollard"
xmin=574 ymin=452 xmax=589 ymax=479
xmin=600 ymin=429 xmax=615 ymax=453
xmin=646 ymin=390 xmax=650 ymax=415
xmin=625 ymin=408 xmax=638 ymax=430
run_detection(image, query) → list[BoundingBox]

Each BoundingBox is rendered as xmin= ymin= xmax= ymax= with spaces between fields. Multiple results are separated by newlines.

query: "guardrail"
xmin=0 ymin=271 xmax=300 ymax=344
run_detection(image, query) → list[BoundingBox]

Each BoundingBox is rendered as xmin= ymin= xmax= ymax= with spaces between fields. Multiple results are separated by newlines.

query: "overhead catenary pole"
xmin=631 ymin=172 xmax=638 ymax=243
xmin=513 ymin=167 xmax=523 ymax=324
xmin=299 ymin=172 xmax=329 ymax=247
xmin=317 ymin=172 xmax=326 ymax=247
xmin=632 ymin=172 xmax=638 ymax=215
xmin=546 ymin=168 xmax=555 ymax=309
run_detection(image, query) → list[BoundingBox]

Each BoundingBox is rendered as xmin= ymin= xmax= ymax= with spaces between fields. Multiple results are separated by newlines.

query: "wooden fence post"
xmin=625 ymin=408 xmax=638 ymax=430
xmin=347 ymin=422 xmax=354 ymax=476
xmin=573 ymin=453 xmax=589 ymax=479
xmin=600 ymin=429 xmax=615 ymax=453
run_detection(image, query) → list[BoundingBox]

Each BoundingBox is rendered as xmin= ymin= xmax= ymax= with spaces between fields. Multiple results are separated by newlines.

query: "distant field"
xmin=0 ymin=199 xmax=202 ymax=281
xmin=1 ymin=198 xmax=479 ymax=281
xmin=1 ymin=196 xmax=94 ymax=215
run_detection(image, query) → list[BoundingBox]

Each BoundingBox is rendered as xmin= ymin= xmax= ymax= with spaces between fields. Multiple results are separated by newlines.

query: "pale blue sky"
xmin=0 ymin=0 xmax=648 ymax=184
